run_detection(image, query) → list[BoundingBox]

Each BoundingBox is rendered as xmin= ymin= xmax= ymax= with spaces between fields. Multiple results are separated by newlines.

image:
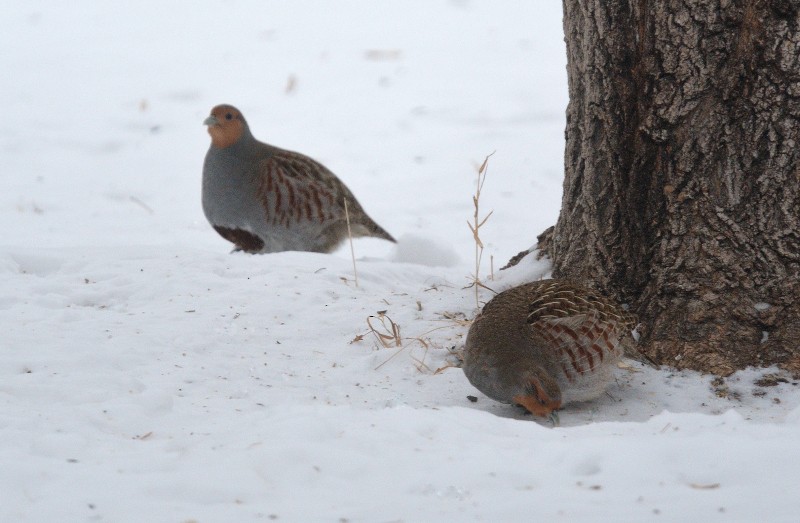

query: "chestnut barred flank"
xmin=202 ymin=104 xmax=395 ymax=254
xmin=463 ymin=280 xmax=632 ymax=418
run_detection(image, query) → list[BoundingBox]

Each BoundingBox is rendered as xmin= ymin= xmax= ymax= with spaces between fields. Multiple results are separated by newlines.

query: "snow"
xmin=2 ymin=2 xmax=799 ymax=522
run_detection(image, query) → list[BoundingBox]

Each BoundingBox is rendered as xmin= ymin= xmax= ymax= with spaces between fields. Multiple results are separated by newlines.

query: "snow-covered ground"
xmin=2 ymin=2 xmax=799 ymax=522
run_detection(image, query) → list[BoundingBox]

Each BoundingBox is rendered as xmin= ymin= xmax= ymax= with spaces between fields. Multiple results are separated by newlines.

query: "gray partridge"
xmin=462 ymin=280 xmax=635 ymax=417
xmin=202 ymin=104 xmax=396 ymax=253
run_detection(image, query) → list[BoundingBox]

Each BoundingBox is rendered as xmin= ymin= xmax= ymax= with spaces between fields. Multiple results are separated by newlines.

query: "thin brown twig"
xmin=366 ymin=313 xmax=401 ymax=348
xmin=344 ymin=198 xmax=359 ymax=288
xmin=468 ymin=151 xmax=495 ymax=307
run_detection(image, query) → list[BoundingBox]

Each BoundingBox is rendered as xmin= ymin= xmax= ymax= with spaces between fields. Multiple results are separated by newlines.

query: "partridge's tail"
xmin=350 ymin=212 xmax=395 ymax=243
xmin=368 ymin=222 xmax=396 ymax=243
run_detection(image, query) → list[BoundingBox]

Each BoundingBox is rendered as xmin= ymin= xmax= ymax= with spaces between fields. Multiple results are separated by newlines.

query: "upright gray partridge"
xmin=462 ymin=280 xmax=635 ymax=417
xmin=202 ymin=104 xmax=396 ymax=253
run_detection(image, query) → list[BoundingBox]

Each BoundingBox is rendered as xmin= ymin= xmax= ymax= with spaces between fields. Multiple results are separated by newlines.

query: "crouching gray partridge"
xmin=202 ymin=104 xmax=395 ymax=253
xmin=463 ymin=280 xmax=635 ymax=417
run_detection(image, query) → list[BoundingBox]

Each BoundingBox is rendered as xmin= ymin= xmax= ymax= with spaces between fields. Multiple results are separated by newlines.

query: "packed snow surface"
xmin=2 ymin=2 xmax=798 ymax=522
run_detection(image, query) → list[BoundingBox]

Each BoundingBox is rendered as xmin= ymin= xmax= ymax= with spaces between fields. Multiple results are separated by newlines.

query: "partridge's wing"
xmin=526 ymin=281 xmax=632 ymax=382
xmin=256 ymin=150 xmax=360 ymax=228
xmin=256 ymin=153 xmax=340 ymax=227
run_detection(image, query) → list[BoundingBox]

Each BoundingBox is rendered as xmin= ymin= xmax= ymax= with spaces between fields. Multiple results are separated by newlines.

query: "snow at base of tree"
xmin=2 ymin=2 xmax=798 ymax=521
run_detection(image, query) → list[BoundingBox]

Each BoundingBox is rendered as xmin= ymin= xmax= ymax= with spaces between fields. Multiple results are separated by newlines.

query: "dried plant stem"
xmin=467 ymin=152 xmax=495 ymax=307
xmin=344 ymin=197 xmax=359 ymax=288
xmin=367 ymin=313 xmax=402 ymax=348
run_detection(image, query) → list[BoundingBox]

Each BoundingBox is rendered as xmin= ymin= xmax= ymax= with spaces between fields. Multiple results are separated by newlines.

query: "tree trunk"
xmin=549 ymin=0 xmax=800 ymax=375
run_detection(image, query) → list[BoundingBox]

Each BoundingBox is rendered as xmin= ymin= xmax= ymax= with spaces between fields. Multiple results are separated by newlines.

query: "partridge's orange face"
xmin=512 ymin=370 xmax=562 ymax=417
xmin=204 ymin=104 xmax=246 ymax=148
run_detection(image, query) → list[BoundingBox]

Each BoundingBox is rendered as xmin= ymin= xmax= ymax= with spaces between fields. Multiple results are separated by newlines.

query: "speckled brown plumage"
xmin=202 ymin=104 xmax=395 ymax=253
xmin=463 ymin=279 xmax=635 ymax=417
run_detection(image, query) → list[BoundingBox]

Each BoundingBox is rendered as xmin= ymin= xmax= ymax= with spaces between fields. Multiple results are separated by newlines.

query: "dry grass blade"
xmin=463 ymin=279 xmax=497 ymax=293
xmin=434 ymin=363 xmax=458 ymax=374
xmin=440 ymin=311 xmax=472 ymax=327
xmin=344 ymin=198 xmax=359 ymax=288
xmin=365 ymin=309 xmax=462 ymax=373
xmin=367 ymin=313 xmax=402 ymax=348
xmin=374 ymin=346 xmax=406 ymax=370
xmin=409 ymin=339 xmax=431 ymax=373
xmin=477 ymin=210 xmax=494 ymax=229
xmin=374 ymin=335 xmax=435 ymax=372
xmin=468 ymin=151 xmax=495 ymax=307
xmin=478 ymin=154 xmax=490 ymax=175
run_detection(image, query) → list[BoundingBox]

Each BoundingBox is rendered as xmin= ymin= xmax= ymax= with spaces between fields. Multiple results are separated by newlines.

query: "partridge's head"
xmin=512 ymin=367 xmax=562 ymax=417
xmin=204 ymin=104 xmax=248 ymax=148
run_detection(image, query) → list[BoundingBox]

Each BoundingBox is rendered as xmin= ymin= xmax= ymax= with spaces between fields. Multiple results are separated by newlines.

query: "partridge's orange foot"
xmin=462 ymin=279 xmax=635 ymax=418
xmin=202 ymin=104 xmax=396 ymax=253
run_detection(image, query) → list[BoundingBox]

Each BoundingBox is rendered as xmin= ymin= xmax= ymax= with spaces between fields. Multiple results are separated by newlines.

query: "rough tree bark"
xmin=543 ymin=0 xmax=800 ymax=375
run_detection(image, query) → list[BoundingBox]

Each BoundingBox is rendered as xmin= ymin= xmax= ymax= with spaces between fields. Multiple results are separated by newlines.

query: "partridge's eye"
xmin=225 ymin=113 xmax=233 ymax=120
